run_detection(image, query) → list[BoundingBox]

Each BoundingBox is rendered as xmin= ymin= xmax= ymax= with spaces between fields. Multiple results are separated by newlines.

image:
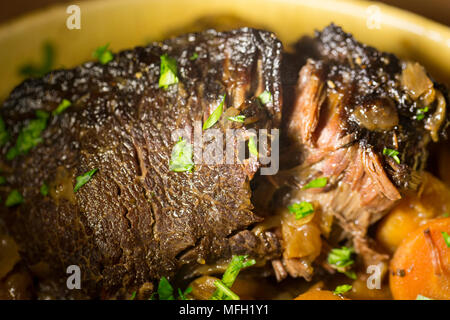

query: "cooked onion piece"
xmin=187 ymin=275 xmax=219 ymax=300
xmin=347 ymin=274 xmax=392 ymax=300
xmin=0 ymin=266 xmax=34 ymax=300
xmin=351 ymin=97 xmax=399 ymax=132
xmin=425 ymin=89 xmax=447 ymax=142
xmin=280 ymin=203 xmax=322 ymax=262
xmin=401 ymin=62 xmax=433 ymax=100
xmin=0 ymin=234 xmax=20 ymax=280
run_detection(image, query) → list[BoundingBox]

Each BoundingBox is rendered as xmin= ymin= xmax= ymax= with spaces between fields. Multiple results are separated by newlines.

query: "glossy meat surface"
xmin=0 ymin=28 xmax=283 ymax=297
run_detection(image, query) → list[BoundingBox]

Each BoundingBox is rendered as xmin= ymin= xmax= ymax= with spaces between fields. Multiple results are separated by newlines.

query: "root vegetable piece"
xmin=294 ymin=288 xmax=347 ymax=300
xmin=376 ymin=172 xmax=450 ymax=253
xmin=390 ymin=218 xmax=450 ymax=300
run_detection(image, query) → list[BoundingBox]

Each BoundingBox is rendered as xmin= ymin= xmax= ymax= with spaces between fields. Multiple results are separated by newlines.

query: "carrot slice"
xmin=294 ymin=288 xmax=348 ymax=300
xmin=390 ymin=218 xmax=450 ymax=299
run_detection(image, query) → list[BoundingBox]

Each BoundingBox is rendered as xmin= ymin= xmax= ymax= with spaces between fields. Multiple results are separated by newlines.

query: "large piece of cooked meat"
xmin=273 ymin=24 xmax=449 ymax=277
xmin=0 ymin=28 xmax=283 ymax=298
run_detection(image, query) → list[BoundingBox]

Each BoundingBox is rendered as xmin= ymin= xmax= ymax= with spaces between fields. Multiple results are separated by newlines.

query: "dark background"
xmin=0 ymin=0 xmax=449 ymax=27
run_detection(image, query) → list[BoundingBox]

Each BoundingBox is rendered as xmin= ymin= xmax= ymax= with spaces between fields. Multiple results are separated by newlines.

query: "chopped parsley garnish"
xmin=6 ymin=110 xmax=49 ymax=160
xmin=210 ymin=255 xmax=255 ymax=300
xmin=221 ymin=255 xmax=256 ymax=288
xmin=169 ymin=137 xmax=194 ymax=172
xmin=333 ymin=284 xmax=352 ymax=295
xmin=5 ymin=190 xmax=23 ymax=207
xmin=416 ymin=294 xmax=433 ymax=300
xmin=416 ymin=106 xmax=429 ymax=121
xmin=203 ymin=95 xmax=226 ymax=130
xmin=159 ymin=54 xmax=179 ymax=89
xmin=344 ymin=270 xmax=357 ymax=280
xmin=288 ymin=201 xmax=314 ymax=220
xmin=442 ymin=231 xmax=450 ymax=248
xmin=93 ymin=44 xmax=113 ymax=65
xmin=36 ymin=110 xmax=49 ymax=119
xmin=328 ymin=246 xmax=355 ymax=274
xmin=248 ymin=136 xmax=258 ymax=157
xmin=443 ymin=212 xmax=450 ymax=218
xmin=189 ymin=52 xmax=199 ymax=61
xmin=52 ymin=99 xmax=72 ymax=116
xmin=177 ymin=287 xmax=192 ymax=300
xmin=258 ymin=91 xmax=272 ymax=105
xmin=383 ymin=147 xmax=400 ymax=164
xmin=151 ymin=277 xmax=192 ymax=300
xmin=0 ymin=116 xmax=10 ymax=147
xmin=73 ymin=169 xmax=98 ymax=193
xmin=129 ymin=291 xmax=136 ymax=300
xmin=227 ymin=115 xmax=245 ymax=123
xmin=302 ymin=177 xmax=327 ymax=190
xmin=157 ymin=277 xmax=174 ymax=300
xmin=0 ymin=176 xmax=6 ymax=185
xmin=6 ymin=149 xmax=17 ymax=161
xmin=213 ymin=280 xmax=240 ymax=300
xmin=40 ymin=183 xmax=49 ymax=196
xmin=19 ymin=42 xmax=54 ymax=78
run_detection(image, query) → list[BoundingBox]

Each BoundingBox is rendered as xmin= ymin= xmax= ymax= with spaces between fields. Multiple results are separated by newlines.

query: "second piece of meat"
xmin=274 ymin=24 xmax=449 ymax=278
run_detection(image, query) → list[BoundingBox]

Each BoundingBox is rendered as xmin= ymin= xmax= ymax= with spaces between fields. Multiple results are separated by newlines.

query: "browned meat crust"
xmin=0 ymin=28 xmax=283 ymax=298
xmin=276 ymin=24 xmax=449 ymax=274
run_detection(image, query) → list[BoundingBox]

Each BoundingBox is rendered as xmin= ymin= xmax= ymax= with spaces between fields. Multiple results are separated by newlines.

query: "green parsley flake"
xmin=159 ymin=54 xmax=179 ymax=89
xmin=93 ymin=44 xmax=113 ymax=65
xmin=221 ymin=255 xmax=256 ymax=288
xmin=302 ymin=177 xmax=328 ymax=190
xmin=214 ymin=280 xmax=240 ymax=300
xmin=7 ymin=110 xmax=49 ymax=160
xmin=157 ymin=277 xmax=174 ymax=300
xmin=19 ymin=42 xmax=54 ymax=78
xmin=333 ymin=284 xmax=352 ymax=295
xmin=177 ymin=287 xmax=192 ymax=300
xmin=129 ymin=291 xmax=136 ymax=300
xmin=6 ymin=149 xmax=17 ymax=161
xmin=416 ymin=106 xmax=429 ymax=121
xmin=258 ymin=91 xmax=272 ymax=105
xmin=383 ymin=147 xmax=401 ymax=164
xmin=288 ymin=201 xmax=314 ymax=220
xmin=0 ymin=176 xmax=6 ymax=185
xmin=5 ymin=190 xmax=24 ymax=207
xmin=248 ymin=136 xmax=258 ymax=157
xmin=344 ymin=270 xmax=357 ymax=280
xmin=36 ymin=110 xmax=48 ymax=119
xmin=227 ymin=115 xmax=245 ymax=123
xmin=442 ymin=231 xmax=450 ymax=248
xmin=210 ymin=255 xmax=255 ymax=300
xmin=169 ymin=137 xmax=194 ymax=172
xmin=0 ymin=116 xmax=9 ymax=147
xmin=73 ymin=169 xmax=98 ymax=193
xmin=203 ymin=95 xmax=226 ymax=130
xmin=189 ymin=52 xmax=199 ymax=61
xmin=52 ymin=99 xmax=72 ymax=116
xmin=151 ymin=277 xmax=192 ymax=300
xmin=328 ymin=246 xmax=355 ymax=272
xmin=40 ymin=183 xmax=49 ymax=196
xmin=416 ymin=294 xmax=433 ymax=300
